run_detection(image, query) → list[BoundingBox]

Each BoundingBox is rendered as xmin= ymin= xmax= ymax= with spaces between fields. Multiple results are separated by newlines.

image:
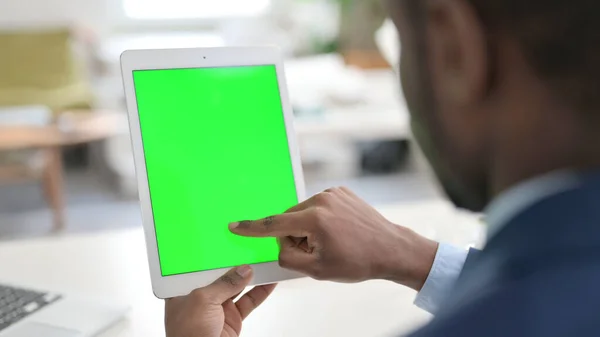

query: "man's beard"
xmin=403 ymin=55 xmax=489 ymax=212
xmin=410 ymin=117 xmax=488 ymax=212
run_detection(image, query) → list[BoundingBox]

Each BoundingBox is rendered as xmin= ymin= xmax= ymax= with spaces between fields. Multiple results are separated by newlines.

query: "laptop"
xmin=0 ymin=283 xmax=127 ymax=337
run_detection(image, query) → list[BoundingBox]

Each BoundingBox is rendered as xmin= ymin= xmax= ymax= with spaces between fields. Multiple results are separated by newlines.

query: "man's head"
xmin=386 ymin=0 xmax=600 ymax=212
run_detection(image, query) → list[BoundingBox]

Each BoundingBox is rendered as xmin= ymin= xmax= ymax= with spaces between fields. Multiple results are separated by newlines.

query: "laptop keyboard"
xmin=0 ymin=284 xmax=62 ymax=332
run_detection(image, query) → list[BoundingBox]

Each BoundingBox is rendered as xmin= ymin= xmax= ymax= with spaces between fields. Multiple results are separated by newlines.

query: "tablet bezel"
xmin=121 ymin=47 xmax=306 ymax=299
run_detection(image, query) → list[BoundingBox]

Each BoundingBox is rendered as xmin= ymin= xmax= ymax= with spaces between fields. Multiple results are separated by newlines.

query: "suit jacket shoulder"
xmin=409 ymin=172 xmax=600 ymax=337
xmin=410 ymin=260 xmax=600 ymax=337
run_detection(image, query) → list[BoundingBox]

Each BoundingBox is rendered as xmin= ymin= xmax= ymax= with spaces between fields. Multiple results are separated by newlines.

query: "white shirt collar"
xmin=484 ymin=170 xmax=581 ymax=240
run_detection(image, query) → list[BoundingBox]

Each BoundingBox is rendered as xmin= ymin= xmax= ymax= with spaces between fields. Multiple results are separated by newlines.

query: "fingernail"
xmin=229 ymin=222 xmax=239 ymax=230
xmin=236 ymin=265 xmax=252 ymax=278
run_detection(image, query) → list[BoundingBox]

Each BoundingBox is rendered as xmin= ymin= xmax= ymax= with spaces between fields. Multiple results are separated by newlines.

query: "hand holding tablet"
xmin=121 ymin=47 xmax=306 ymax=298
xmin=165 ymin=266 xmax=277 ymax=337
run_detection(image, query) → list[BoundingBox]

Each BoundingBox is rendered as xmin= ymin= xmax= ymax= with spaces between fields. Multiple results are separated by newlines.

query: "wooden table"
xmin=0 ymin=200 xmax=484 ymax=337
xmin=0 ymin=111 xmax=128 ymax=229
xmin=0 ymin=112 xmax=127 ymax=151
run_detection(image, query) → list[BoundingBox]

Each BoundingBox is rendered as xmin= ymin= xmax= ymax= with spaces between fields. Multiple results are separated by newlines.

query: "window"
xmin=123 ymin=0 xmax=271 ymax=20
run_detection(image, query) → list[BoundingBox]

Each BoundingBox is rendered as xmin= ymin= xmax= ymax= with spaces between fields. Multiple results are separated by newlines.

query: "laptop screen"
xmin=132 ymin=65 xmax=298 ymax=277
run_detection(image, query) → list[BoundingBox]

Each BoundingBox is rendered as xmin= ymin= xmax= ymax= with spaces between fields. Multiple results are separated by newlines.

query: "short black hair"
xmin=406 ymin=0 xmax=600 ymax=116
xmin=471 ymin=0 xmax=600 ymax=116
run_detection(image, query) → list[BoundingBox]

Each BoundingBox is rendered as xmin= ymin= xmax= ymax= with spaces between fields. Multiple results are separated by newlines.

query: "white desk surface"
xmin=0 ymin=200 xmax=483 ymax=337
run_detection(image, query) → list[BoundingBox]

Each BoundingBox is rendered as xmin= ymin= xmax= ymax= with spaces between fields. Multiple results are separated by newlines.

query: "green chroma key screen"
xmin=132 ymin=65 xmax=298 ymax=276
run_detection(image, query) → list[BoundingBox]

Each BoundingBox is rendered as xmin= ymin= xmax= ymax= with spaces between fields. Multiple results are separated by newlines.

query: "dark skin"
xmin=165 ymin=266 xmax=276 ymax=337
xmin=388 ymin=0 xmax=600 ymax=202
xmin=232 ymin=187 xmax=437 ymax=289
xmin=166 ymin=0 xmax=600 ymax=336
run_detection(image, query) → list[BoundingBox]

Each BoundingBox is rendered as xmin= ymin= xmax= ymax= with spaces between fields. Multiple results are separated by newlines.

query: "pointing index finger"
xmin=229 ymin=213 xmax=308 ymax=238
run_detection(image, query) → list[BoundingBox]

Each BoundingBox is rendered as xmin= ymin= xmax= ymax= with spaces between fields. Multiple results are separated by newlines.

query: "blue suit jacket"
xmin=409 ymin=172 xmax=600 ymax=337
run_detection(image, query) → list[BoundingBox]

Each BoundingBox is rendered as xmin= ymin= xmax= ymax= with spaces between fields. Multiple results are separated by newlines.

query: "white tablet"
xmin=121 ymin=47 xmax=306 ymax=299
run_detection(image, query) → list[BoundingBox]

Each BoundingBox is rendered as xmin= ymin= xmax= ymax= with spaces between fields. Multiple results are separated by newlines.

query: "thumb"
xmin=204 ymin=266 xmax=253 ymax=304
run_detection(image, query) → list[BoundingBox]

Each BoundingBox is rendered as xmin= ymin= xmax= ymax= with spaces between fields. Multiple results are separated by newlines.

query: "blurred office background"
xmin=0 ymin=0 xmax=444 ymax=239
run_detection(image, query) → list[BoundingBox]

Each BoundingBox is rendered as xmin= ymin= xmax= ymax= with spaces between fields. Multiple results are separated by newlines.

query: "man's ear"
xmin=425 ymin=0 xmax=489 ymax=107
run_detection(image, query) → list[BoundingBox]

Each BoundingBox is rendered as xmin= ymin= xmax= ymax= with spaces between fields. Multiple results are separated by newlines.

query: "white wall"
xmin=0 ymin=0 xmax=117 ymax=32
xmin=0 ymin=0 xmax=337 ymax=44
